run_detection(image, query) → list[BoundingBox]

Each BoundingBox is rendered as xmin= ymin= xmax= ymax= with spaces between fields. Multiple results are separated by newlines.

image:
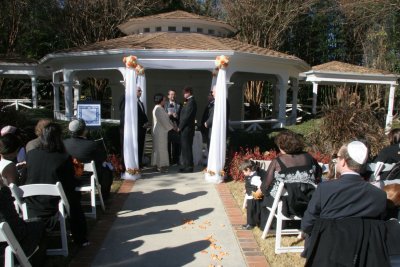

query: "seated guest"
xmin=375 ymin=128 xmax=400 ymax=180
xmin=1 ymin=125 xmax=27 ymax=164
xmin=0 ymin=179 xmax=46 ymax=266
xmin=25 ymin=119 xmax=52 ymax=153
xmin=26 ymin=122 xmax=89 ymax=246
xmin=258 ymin=131 xmax=322 ymax=227
xmin=0 ymin=134 xmax=20 ymax=185
xmin=301 ymin=141 xmax=390 ymax=266
xmin=63 ymin=119 xmax=112 ymax=199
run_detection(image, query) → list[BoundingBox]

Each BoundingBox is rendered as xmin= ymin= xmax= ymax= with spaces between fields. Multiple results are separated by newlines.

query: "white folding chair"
xmin=0 ymin=222 xmax=32 ymax=267
xmin=9 ymin=182 xmax=70 ymax=257
xmin=261 ymin=182 xmax=304 ymax=254
xmin=75 ymin=160 xmax=105 ymax=219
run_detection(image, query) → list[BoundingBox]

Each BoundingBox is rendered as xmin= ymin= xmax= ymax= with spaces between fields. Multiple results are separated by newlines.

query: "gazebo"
xmin=0 ymin=55 xmax=49 ymax=109
xmin=14 ymin=10 xmax=309 ymax=127
xmin=302 ymin=61 xmax=399 ymax=129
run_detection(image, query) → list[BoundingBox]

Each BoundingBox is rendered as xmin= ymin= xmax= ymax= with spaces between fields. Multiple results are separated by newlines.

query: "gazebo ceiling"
xmin=56 ymin=32 xmax=305 ymax=64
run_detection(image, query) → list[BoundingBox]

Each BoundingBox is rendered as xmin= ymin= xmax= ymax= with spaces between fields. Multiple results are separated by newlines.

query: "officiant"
xmin=164 ymin=89 xmax=182 ymax=166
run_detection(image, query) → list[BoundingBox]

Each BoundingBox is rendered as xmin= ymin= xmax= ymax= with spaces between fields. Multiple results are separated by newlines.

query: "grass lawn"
xmin=226 ymin=180 xmax=306 ymax=267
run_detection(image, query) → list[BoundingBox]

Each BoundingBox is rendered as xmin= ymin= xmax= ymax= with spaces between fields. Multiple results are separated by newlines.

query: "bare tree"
xmin=221 ymin=0 xmax=317 ymax=119
xmin=221 ymin=0 xmax=318 ymax=50
xmin=62 ymin=0 xmax=164 ymax=47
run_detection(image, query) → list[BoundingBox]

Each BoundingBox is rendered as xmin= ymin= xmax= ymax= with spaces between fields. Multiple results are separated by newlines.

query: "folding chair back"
xmin=261 ymin=181 xmax=305 ymax=254
xmin=75 ymin=160 xmax=105 ymax=219
xmin=9 ymin=182 xmax=69 ymax=257
xmin=0 ymin=222 xmax=32 ymax=267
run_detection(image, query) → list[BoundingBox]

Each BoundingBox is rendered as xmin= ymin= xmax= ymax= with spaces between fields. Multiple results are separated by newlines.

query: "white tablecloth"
xmin=193 ymin=131 xmax=203 ymax=166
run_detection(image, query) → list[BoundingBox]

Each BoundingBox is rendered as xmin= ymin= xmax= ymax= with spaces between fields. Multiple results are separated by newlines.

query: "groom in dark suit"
xmin=178 ymin=87 xmax=197 ymax=173
xmin=136 ymin=87 xmax=149 ymax=168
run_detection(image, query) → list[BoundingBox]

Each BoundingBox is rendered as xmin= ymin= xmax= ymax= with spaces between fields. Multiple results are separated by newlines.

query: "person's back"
xmin=0 ymin=182 xmax=45 ymax=266
xmin=26 ymin=148 xmax=75 ymax=217
xmin=25 ymin=122 xmax=88 ymax=246
xmin=307 ymin=174 xmax=386 ymax=221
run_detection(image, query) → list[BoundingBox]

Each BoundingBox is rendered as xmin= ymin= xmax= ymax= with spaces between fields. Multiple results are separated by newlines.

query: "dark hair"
xmin=0 ymin=134 xmax=21 ymax=155
xmin=154 ymin=93 xmax=164 ymax=105
xmin=168 ymin=89 xmax=176 ymax=94
xmin=39 ymin=122 xmax=65 ymax=153
xmin=389 ymin=128 xmax=400 ymax=145
xmin=183 ymin=86 xmax=193 ymax=94
xmin=275 ymin=131 xmax=304 ymax=154
xmin=239 ymin=160 xmax=254 ymax=172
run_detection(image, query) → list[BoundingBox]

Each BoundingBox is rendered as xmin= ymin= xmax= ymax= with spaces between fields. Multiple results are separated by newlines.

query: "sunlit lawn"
xmin=226 ymin=180 xmax=306 ymax=267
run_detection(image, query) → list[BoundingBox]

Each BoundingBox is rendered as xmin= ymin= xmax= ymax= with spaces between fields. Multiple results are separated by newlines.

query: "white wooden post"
xmin=385 ymin=83 xmax=397 ymax=131
xmin=312 ymin=82 xmax=318 ymax=115
xmin=30 ymin=75 xmax=38 ymax=108
xmin=73 ymin=81 xmax=81 ymax=116
xmin=277 ymin=79 xmax=289 ymax=127
xmin=290 ymin=78 xmax=299 ymax=124
xmin=63 ymin=71 xmax=74 ymax=120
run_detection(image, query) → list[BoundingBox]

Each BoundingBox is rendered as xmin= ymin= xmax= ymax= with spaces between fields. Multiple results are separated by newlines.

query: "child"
xmin=240 ymin=160 xmax=263 ymax=230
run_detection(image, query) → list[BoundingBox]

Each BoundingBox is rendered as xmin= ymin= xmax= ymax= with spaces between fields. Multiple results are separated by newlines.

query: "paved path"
xmin=70 ymin=166 xmax=269 ymax=267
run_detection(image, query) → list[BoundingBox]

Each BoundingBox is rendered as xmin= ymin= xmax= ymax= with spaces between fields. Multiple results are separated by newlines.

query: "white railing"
xmin=0 ymin=99 xmax=53 ymax=111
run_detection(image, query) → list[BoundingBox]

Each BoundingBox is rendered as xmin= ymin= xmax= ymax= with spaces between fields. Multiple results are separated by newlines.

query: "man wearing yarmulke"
xmin=301 ymin=141 xmax=395 ymax=266
xmin=63 ymin=119 xmax=111 ymax=199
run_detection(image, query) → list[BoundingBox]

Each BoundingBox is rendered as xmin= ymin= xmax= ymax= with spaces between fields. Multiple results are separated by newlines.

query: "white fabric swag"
xmin=122 ymin=68 xmax=141 ymax=180
xmin=205 ymin=67 xmax=227 ymax=183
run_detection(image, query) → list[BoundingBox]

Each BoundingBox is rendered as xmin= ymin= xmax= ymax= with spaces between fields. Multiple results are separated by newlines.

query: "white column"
xmin=312 ymin=82 xmax=319 ymax=115
xmin=385 ymin=83 xmax=397 ymax=131
xmin=272 ymin=84 xmax=280 ymax=119
xmin=30 ymin=76 xmax=38 ymax=108
xmin=290 ymin=78 xmax=299 ymax=125
xmin=63 ymin=71 xmax=74 ymax=120
xmin=73 ymin=81 xmax=81 ymax=116
xmin=52 ymin=73 xmax=61 ymax=119
xmin=277 ymin=79 xmax=289 ymax=127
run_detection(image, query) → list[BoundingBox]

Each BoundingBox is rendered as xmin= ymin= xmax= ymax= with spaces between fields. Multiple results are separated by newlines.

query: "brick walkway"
xmin=69 ymin=180 xmax=269 ymax=267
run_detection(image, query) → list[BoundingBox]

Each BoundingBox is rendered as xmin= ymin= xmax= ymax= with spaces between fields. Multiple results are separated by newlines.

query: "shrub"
xmin=307 ymin=105 xmax=386 ymax=157
xmin=226 ymin=147 xmax=279 ymax=181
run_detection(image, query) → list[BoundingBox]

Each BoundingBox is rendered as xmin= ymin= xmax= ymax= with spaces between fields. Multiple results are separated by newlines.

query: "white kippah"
xmin=68 ymin=119 xmax=86 ymax=133
xmin=0 ymin=125 xmax=17 ymax=136
xmin=347 ymin=141 xmax=368 ymax=164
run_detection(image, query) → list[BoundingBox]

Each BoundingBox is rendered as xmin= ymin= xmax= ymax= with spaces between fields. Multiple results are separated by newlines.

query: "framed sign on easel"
xmin=77 ymin=101 xmax=101 ymax=129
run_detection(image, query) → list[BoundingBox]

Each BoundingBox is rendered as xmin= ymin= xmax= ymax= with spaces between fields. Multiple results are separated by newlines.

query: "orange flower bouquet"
xmin=123 ymin=55 xmax=138 ymax=68
xmin=215 ymin=55 xmax=229 ymax=69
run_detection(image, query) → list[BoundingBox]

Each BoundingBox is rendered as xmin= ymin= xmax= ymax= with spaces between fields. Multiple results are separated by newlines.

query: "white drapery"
xmin=137 ymin=72 xmax=147 ymax=113
xmin=205 ymin=64 xmax=227 ymax=183
xmin=122 ymin=67 xmax=141 ymax=180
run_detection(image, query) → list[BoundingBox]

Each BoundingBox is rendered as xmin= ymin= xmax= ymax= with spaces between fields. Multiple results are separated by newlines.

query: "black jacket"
xmin=179 ymin=96 xmax=197 ymax=131
xmin=303 ymin=218 xmax=398 ymax=267
xmin=301 ymin=173 xmax=387 ymax=235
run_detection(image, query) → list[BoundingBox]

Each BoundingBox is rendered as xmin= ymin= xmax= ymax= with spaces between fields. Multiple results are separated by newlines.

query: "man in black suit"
xmin=301 ymin=140 xmax=387 ymax=235
xmin=178 ymin=87 xmax=197 ymax=173
xmin=63 ymin=119 xmax=112 ymax=199
xmin=119 ymin=87 xmax=149 ymax=168
xmin=164 ymin=89 xmax=182 ymax=165
xmin=136 ymin=87 xmax=149 ymax=168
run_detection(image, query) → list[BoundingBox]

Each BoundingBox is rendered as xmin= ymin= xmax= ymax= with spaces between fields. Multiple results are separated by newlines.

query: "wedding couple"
xmin=152 ymin=87 xmax=197 ymax=173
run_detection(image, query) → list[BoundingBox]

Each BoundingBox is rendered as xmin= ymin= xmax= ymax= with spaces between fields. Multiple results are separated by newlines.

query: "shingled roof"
xmin=312 ymin=61 xmax=392 ymax=75
xmin=58 ymin=32 xmax=305 ymax=63
xmin=120 ymin=10 xmax=231 ymax=27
